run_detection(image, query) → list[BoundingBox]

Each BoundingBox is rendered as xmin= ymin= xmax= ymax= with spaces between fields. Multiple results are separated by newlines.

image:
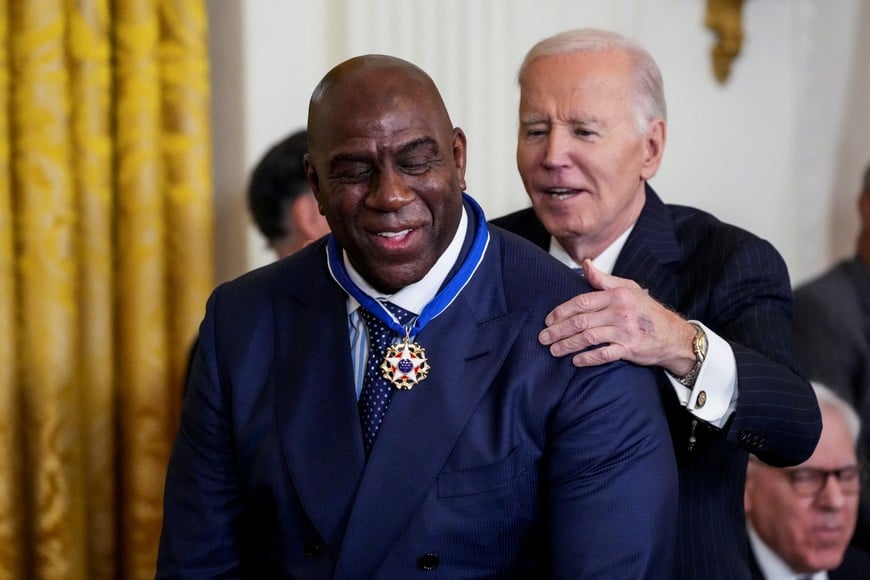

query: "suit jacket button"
xmin=304 ymin=542 xmax=322 ymax=559
xmin=418 ymin=553 xmax=440 ymax=571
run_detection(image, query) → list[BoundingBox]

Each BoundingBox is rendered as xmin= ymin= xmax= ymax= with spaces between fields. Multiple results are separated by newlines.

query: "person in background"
xmin=181 ymin=130 xmax=331 ymax=395
xmin=793 ymin=162 xmax=870 ymax=552
xmin=247 ymin=128 xmax=331 ymax=258
xmin=492 ymin=27 xmax=822 ymax=579
xmin=157 ymin=54 xmax=678 ymax=578
xmin=744 ymin=383 xmax=870 ymax=579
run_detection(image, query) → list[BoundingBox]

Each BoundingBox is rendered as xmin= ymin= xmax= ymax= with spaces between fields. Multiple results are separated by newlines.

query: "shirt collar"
xmin=548 ymin=224 xmax=634 ymax=275
xmin=344 ymin=205 xmax=469 ymax=316
xmin=747 ymin=523 xmax=828 ymax=580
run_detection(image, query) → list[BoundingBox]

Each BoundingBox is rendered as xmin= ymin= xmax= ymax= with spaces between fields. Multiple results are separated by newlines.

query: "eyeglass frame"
xmin=782 ymin=464 xmax=865 ymax=497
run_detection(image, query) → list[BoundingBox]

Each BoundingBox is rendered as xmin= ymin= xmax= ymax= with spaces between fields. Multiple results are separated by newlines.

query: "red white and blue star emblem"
xmin=380 ymin=339 xmax=430 ymax=390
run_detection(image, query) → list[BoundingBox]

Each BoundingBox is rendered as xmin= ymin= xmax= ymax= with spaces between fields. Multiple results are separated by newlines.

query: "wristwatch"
xmin=676 ymin=322 xmax=707 ymax=388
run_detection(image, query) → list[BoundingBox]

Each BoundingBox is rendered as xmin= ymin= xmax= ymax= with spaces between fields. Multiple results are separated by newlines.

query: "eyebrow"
xmin=519 ymin=116 xmax=602 ymax=127
xmin=328 ymin=136 xmax=440 ymax=167
xmin=396 ymin=136 xmax=440 ymax=156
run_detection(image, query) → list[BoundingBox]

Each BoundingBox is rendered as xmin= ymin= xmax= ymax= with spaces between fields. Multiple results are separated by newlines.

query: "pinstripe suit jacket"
xmin=492 ymin=184 xmax=822 ymax=580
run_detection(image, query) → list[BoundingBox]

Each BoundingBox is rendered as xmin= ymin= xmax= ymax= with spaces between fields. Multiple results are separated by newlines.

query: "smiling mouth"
xmin=377 ymin=228 xmax=412 ymax=239
xmin=545 ymin=187 xmax=581 ymax=201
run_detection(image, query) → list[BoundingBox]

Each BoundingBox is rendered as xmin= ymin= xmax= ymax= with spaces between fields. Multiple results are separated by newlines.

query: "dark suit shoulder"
xmin=663 ymin=201 xmax=781 ymax=263
xmin=830 ymin=546 xmax=870 ymax=579
xmin=212 ymin=237 xmax=327 ymax=298
xmin=487 ymin=226 xmax=593 ymax=307
xmin=490 ymin=207 xmax=550 ymax=251
xmin=794 ymin=259 xmax=862 ymax=302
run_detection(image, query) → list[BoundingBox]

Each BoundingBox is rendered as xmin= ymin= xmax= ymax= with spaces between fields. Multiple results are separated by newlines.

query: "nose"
xmin=367 ymin=166 xmax=415 ymax=211
xmin=816 ymin=473 xmax=848 ymax=509
xmin=541 ymin=128 xmax=573 ymax=170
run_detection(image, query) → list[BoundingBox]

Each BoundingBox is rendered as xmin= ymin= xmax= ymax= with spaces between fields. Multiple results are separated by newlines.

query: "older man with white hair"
xmin=745 ymin=383 xmax=870 ymax=579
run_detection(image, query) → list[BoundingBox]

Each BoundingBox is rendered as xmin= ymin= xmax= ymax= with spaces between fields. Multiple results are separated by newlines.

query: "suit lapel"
xmin=273 ymin=248 xmax=366 ymax=556
xmin=334 ymin=236 xmax=528 ymax=577
xmin=613 ymin=185 xmax=682 ymax=305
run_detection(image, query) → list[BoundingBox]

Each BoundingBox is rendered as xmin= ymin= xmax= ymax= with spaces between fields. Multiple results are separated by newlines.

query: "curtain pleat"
xmin=114 ymin=0 xmax=172 ymax=576
xmin=0 ymin=0 xmax=25 ymax=577
xmin=12 ymin=0 xmax=89 ymax=578
xmin=69 ymin=1 xmax=116 ymax=578
xmin=1 ymin=0 xmax=213 ymax=576
xmin=159 ymin=0 xmax=213 ymax=431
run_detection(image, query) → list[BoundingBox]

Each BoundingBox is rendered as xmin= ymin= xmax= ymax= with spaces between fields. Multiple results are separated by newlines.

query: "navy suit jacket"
xmin=492 ymin=185 xmax=822 ymax=580
xmin=157 ymin=224 xmax=678 ymax=579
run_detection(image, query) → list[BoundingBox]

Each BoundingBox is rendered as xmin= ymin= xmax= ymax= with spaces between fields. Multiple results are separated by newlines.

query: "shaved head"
xmin=303 ymin=54 xmax=467 ymax=293
xmin=307 ymin=55 xmax=454 ymax=156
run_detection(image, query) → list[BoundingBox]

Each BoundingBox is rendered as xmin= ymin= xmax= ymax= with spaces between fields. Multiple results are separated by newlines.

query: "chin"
xmin=804 ymin=549 xmax=846 ymax=572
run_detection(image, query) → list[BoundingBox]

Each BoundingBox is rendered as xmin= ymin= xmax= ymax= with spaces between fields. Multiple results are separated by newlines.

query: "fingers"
xmin=571 ymin=343 xmax=627 ymax=367
xmin=544 ymin=291 xmax=606 ymax=326
xmin=539 ymin=284 xmax=679 ymax=367
xmin=541 ymin=321 xmax=622 ymax=357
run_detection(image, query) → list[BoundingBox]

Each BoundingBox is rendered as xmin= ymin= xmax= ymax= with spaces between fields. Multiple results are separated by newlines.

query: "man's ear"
xmin=292 ymin=194 xmax=328 ymax=238
xmin=453 ymin=127 xmax=468 ymax=192
xmin=859 ymin=190 xmax=870 ymax=227
xmin=639 ymin=119 xmax=666 ymax=181
xmin=304 ymin=153 xmax=324 ymax=212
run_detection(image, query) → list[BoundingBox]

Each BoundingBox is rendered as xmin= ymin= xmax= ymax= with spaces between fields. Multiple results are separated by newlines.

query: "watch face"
xmin=695 ymin=331 xmax=708 ymax=360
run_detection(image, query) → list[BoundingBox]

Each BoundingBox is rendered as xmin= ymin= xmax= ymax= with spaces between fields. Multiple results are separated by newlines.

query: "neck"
xmin=556 ymin=191 xmax=645 ymax=264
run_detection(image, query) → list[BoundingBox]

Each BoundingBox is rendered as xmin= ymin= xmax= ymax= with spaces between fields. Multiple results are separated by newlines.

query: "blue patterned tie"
xmin=358 ymin=302 xmax=416 ymax=455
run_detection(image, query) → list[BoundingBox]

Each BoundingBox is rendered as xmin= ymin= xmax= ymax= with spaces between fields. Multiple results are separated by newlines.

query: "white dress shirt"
xmin=748 ymin=524 xmax=828 ymax=580
xmin=344 ymin=207 xmax=469 ymax=398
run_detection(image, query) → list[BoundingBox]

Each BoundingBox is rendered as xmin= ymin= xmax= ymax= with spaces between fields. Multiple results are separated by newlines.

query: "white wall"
xmin=208 ymin=0 xmax=870 ymax=287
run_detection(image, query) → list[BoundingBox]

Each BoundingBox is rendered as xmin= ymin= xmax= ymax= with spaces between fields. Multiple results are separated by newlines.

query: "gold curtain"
xmin=0 ymin=0 xmax=214 ymax=578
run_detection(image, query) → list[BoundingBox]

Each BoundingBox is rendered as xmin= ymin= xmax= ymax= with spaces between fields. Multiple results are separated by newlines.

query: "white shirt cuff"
xmin=666 ymin=321 xmax=738 ymax=428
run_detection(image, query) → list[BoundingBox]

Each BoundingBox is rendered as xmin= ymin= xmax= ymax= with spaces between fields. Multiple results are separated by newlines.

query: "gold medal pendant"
xmin=380 ymin=337 xmax=430 ymax=390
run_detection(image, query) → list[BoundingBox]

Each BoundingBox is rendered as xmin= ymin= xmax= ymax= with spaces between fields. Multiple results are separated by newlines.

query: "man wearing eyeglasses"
xmin=744 ymin=383 xmax=870 ymax=579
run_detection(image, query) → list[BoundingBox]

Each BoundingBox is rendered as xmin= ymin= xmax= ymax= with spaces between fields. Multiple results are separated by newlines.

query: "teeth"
xmin=378 ymin=229 xmax=411 ymax=238
xmin=547 ymin=189 xmax=575 ymax=201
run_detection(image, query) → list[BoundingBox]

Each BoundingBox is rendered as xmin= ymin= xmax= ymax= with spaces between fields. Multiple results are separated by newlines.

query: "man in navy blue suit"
xmin=157 ymin=54 xmax=678 ymax=578
xmin=492 ymin=28 xmax=822 ymax=579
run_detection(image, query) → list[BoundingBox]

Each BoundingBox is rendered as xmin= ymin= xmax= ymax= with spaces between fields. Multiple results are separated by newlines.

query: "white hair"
xmin=813 ymin=382 xmax=861 ymax=443
xmin=517 ymin=28 xmax=666 ymax=133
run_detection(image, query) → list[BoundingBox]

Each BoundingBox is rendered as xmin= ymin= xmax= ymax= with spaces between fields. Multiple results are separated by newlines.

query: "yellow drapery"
xmin=0 ymin=0 xmax=213 ymax=578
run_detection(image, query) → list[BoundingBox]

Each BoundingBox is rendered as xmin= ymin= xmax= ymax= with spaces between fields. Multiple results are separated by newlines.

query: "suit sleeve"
xmin=157 ymin=287 xmax=249 ymax=578
xmin=546 ymin=361 xmax=678 ymax=579
xmin=706 ymin=237 xmax=821 ymax=466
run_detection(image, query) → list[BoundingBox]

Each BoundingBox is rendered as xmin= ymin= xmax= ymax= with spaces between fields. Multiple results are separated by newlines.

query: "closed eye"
xmin=573 ymin=126 xmax=598 ymax=139
xmin=399 ymin=159 xmax=431 ymax=175
xmin=520 ymin=123 xmax=549 ymax=140
xmin=330 ymin=162 xmax=372 ymax=183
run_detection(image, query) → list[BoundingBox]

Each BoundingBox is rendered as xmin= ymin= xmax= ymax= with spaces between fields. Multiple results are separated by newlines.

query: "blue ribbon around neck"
xmin=327 ymin=193 xmax=490 ymax=339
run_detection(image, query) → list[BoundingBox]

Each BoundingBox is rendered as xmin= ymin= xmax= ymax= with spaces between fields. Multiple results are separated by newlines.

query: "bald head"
xmin=308 ymin=55 xmax=454 ymax=154
xmin=303 ymin=54 xmax=468 ymax=293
